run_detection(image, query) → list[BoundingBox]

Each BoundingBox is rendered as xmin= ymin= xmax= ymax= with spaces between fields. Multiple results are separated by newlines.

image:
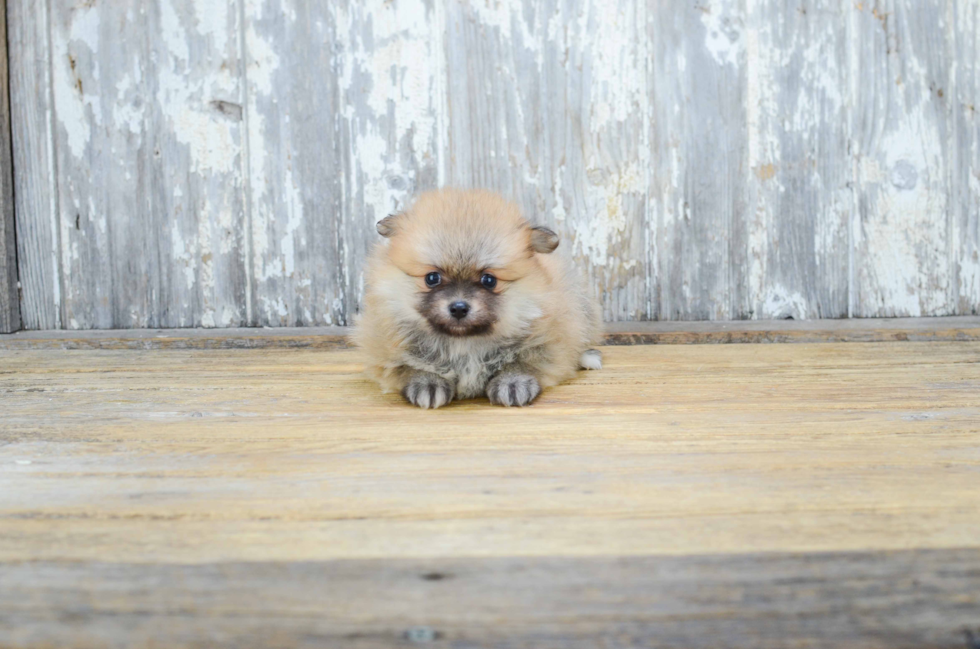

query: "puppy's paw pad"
xmin=579 ymin=349 xmax=603 ymax=370
xmin=403 ymin=375 xmax=454 ymax=409
xmin=487 ymin=374 xmax=541 ymax=407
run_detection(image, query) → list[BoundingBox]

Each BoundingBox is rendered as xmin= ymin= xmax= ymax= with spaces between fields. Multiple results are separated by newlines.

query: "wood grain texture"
xmin=2 ymin=550 xmax=979 ymax=649
xmin=1 ymin=343 xmax=979 ymax=561
xmin=243 ymin=0 xmax=342 ymax=327
xmin=7 ymin=0 xmax=59 ymax=330
xmin=0 ymin=342 xmax=979 ymax=646
xmin=244 ymin=0 xmax=444 ymax=327
xmin=0 ymin=0 xmax=20 ymax=333
xmin=850 ymin=0 xmax=953 ymax=317
xmin=650 ymin=0 xmax=744 ymax=320
xmin=739 ymin=0 xmax=851 ymax=319
xmin=952 ymin=0 xmax=980 ymax=316
xmin=2 ymin=316 xmax=980 ymax=349
xmin=445 ymin=0 xmax=652 ymax=321
xmin=8 ymin=1 xmax=980 ymax=329
xmin=44 ymin=0 xmax=248 ymax=329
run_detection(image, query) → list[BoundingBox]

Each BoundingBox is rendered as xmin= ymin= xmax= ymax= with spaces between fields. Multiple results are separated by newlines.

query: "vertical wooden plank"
xmin=47 ymin=0 xmax=247 ymax=329
xmin=142 ymin=1 xmax=249 ymax=328
xmin=951 ymin=1 xmax=979 ymax=315
xmin=0 ymin=0 xmax=20 ymax=333
xmin=335 ymin=0 xmax=447 ymax=324
xmin=242 ymin=0 xmax=342 ymax=326
xmin=738 ymin=0 xmax=850 ymax=320
xmin=649 ymin=0 xmax=746 ymax=320
xmin=245 ymin=0 xmax=443 ymax=326
xmin=445 ymin=0 xmax=652 ymax=321
xmin=47 ymin=0 xmax=136 ymax=328
xmin=8 ymin=0 xmax=61 ymax=330
xmin=850 ymin=0 xmax=952 ymax=317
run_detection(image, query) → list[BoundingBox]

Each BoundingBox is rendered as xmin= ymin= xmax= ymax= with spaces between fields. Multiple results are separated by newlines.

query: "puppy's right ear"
xmin=530 ymin=226 xmax=560 ymax=254
xmin=376 ymin=213 xmax=401 ymax=238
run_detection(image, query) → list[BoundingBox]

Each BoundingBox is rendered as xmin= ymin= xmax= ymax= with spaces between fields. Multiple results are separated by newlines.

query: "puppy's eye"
xmin=424 ymin=272 xmax=441 ymax=287
xmin=480 ymin=273 xmax=497 ymax=290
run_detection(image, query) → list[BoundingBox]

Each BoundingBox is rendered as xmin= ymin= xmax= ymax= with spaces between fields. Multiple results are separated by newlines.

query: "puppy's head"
xmin=376 ymin=189 xmax=558 ymax=338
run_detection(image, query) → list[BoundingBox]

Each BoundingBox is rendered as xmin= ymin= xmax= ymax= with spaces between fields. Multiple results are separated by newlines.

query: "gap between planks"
xmin=0 ymin=316 xmax=979 ymax=350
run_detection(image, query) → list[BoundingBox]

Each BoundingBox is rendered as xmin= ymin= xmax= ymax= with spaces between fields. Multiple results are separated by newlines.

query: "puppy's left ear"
xmin=530 ymin=226 xmax=559 ymax=254
xmin=376 ymin=213 xmax=401 ymax=238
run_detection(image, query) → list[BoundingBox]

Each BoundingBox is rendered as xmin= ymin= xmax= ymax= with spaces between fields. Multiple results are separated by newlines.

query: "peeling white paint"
xmin=279 ymin=167 xmax=304 ymax=278
xmin=588 ymin=3 xmax=644 ymax=131
xmin=171 ymin=220 xmax=196 ymax=291
xmin=192 ymin=0 xmax=230 ymax=53
xmin=335 ymin=0 xmax=442 ymax=226
xmin=160 ymin=0 xmax=190 ymax=63
xmin=762 ymin=285 xmax=809 ymax=320
xmin=244 ymin=15 xmax=280 ymax=95
xmin=552 ymin=165 xmax=567 ymax=223
xmin=19 ymin=0 xmax=979 ymax=328
xmin=52 ymin=4 xmax=101 ymax=158
xmin=574 ymin=162 xmax=644 ymax=268
xmin=859 ymin=95 xmax=948 ymax=316
xmin=699 ymin=0 xmax=743 ymax=68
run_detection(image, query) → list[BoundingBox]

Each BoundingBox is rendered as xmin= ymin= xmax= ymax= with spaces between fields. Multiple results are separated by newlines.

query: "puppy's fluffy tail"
xmin=579 ymin=348 xmax=603 ymax=370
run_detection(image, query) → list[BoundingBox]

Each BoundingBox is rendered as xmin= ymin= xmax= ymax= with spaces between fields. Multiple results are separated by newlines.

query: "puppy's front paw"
xmin=487 ymin=373 xmax=541 ymax=407
xmin=403 ymin=373 xmax=454 ymax=409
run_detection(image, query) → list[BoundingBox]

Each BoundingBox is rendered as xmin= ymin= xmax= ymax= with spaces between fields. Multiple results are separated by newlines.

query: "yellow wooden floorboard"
xmin=1 ymin=343 xmax=979 ymax=562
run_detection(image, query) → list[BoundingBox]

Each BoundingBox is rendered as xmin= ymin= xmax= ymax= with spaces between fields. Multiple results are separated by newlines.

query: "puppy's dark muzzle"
xmin=449 ymin=301 xmax=470 ymax=320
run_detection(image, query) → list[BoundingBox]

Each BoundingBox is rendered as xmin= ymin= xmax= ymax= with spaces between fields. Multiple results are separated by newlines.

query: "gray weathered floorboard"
xmin=8 ymin=1 xmax=980 ymax=328
xmin=0 ymin=0 xmax=20 ymax=333
xmin=1 ymin=550 xmax=978 ymax=648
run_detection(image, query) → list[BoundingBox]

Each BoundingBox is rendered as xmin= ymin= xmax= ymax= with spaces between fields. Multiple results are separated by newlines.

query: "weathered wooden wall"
xmin=7 ymin=0 xmax=980 ymax=329
xmin=0 ymin=0 xmax=20 ymax=333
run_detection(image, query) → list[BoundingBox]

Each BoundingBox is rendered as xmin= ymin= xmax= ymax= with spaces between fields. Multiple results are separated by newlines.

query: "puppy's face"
xmin=415 ymin=267 xmax=501 ymax=337
xmin=375 ymin=190 xmax=559 ymax=339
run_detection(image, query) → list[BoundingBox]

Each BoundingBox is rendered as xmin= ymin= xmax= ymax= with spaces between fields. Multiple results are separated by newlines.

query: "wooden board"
xmin=1 ymin=342 xmax=979 ymax=645
xmin=2 ymin=316 xmax=980 ymax=350
xmin=446 ymin=0 xmax=653 ymax=322
xmin=952 ymin=1 xmax=980 ymax=316
xmin=851 ymin=0 xmax=954 ymax=317
xmin=737 ymin=0 xmax=851 ymax=320
xmin=0 ymin=0 xmax=20 ymax=334
xmin=7 ymin=0 xmax=60 ymax=330
xmin=47 ymin=0 xmax=249 ymax=329
xmin=649 ymin=0 xmax=744 ymax=320
xmin=8 ymin=1 xmax=980 ymax=330
xmin=3 ymin=550 xmax=979 ymax=649
xmin=244 ymin=0 xmax=444 ymax=327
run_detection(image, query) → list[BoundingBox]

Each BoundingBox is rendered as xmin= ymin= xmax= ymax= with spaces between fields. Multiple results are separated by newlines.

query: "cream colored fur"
xmin=352 ymin=189 xmax=602 ymax=405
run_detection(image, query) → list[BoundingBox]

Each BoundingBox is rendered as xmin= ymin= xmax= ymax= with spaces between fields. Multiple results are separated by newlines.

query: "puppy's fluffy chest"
xmin=403 ymin=334 xmax=524 ymax=399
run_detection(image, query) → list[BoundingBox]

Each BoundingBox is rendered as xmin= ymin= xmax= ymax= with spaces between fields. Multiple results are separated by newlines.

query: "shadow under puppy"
xmin=353 ymin=189 xmax=603 ymax=408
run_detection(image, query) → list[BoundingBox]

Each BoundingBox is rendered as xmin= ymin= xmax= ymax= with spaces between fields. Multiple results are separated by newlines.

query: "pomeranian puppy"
xmin=352 ymin=189 xmax=602 ymax=408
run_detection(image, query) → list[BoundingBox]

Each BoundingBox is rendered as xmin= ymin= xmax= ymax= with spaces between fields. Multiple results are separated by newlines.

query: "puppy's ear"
xmin=530 ymin=226 xmax=559 ymax=254
xmin=376 ymin=213 xmax=401 ymax=238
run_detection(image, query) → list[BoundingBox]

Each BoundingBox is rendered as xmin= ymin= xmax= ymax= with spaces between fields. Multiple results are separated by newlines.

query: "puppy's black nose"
xmin=449 ymin=301 xmax=470 ymax=320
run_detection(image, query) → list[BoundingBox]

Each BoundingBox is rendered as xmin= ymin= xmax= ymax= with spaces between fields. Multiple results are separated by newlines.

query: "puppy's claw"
xmin=487 ymin=373 xmax=541 ymax=407
xmin=403 ymin=374 xmax=454 ymax=409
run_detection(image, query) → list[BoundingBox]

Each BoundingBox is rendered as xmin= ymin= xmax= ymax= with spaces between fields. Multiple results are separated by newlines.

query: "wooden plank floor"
xmin=1 ymin=341 xmax=979 ymax=647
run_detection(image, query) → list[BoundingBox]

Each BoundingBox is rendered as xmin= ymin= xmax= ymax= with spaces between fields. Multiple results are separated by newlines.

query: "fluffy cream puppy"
xmin=353 ymin=189 xmax=602 ymax=408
